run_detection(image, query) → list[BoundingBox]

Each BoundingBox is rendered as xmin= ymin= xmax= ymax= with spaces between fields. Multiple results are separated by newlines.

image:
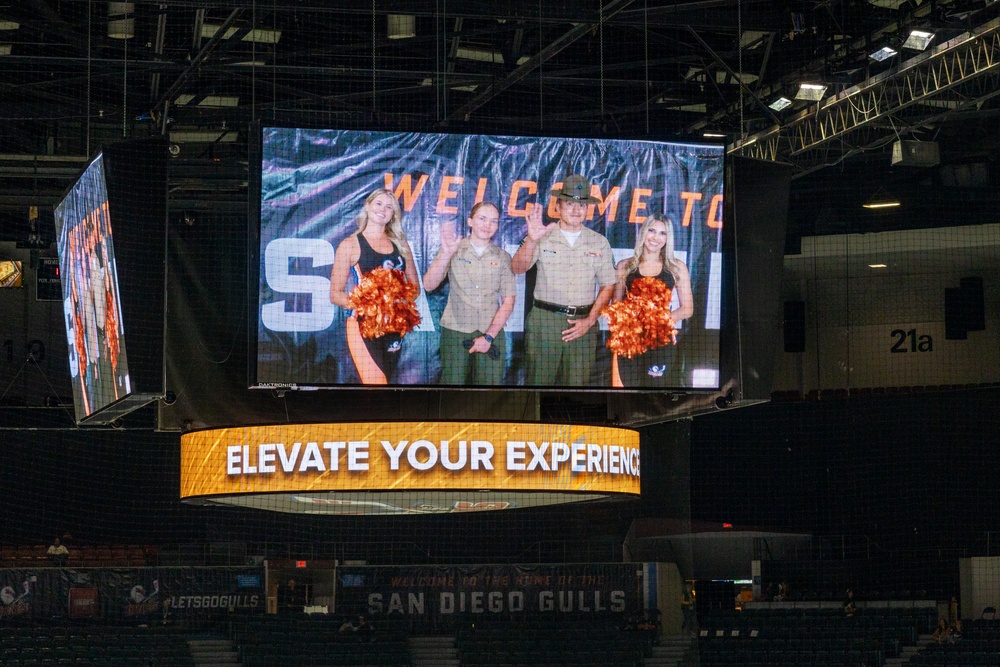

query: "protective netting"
xmin=0 ymin=1 xmax=998 ymax=654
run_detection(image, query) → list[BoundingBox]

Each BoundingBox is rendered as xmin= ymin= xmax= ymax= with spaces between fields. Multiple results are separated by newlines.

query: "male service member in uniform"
xmin=511 ymin=174 xmax=617 ymax=386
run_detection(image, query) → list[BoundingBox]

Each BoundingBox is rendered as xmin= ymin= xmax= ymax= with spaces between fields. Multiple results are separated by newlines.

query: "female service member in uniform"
xmin=612 ymin=214 xmax=693 ymax=387
xmin=329 ymin=188 xmax=420 ymax=384
xmin=422 ymin=202 xmax=516 ymax=385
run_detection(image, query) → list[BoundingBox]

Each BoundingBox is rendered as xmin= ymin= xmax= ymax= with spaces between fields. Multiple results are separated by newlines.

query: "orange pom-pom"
xmin=348 ymin=267 xmax=421 ymax=339
xmin=602 ymin=277 xmax=677 ymax=358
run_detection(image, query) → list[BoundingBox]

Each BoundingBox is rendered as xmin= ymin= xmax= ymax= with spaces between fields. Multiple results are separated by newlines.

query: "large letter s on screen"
xmin=261 ymin=238 xmax=335 ymax=332
xmin=63 ymin=296 xmax=79 ymax=378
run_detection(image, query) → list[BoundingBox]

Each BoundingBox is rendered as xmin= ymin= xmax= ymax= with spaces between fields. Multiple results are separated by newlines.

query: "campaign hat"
xmin=550 ymin=174 xmax=600 ymax=203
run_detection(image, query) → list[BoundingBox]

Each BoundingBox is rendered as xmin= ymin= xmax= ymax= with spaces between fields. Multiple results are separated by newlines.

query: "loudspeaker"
xmin=961 ymin=277 xmax=985 ymax=331
xmin=944 ymin=288 xmax=967 ymax=340
xmin=891 ymin=140 xmax=940 ymax=167
xmin=720 ymin=157 xmax=795 ymax=401
xmin=945 ymin=277 xmax=985 ymax=340
xmin=784 ymin=300 xmax=806 ymax=353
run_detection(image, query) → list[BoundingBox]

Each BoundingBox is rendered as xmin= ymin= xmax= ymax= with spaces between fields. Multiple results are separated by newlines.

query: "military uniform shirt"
xmin=439 ymin=238 xmax=517 ymax=334
xmin=527 ymin=226 xmax=617 ymax=306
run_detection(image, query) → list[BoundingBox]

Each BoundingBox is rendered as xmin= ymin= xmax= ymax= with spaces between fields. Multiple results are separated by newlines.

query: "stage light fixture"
xmin=107 ymin=2 xmax=134 ymax=40
xmin=869 ymin=46 xmax=898 ymax=62
xmin=902 ymin=29 xmax=934 ymax=51
xmin=387 ymin=15 xmax=416 ymax=39
xmin=862 ymin=187 xmax=901 ymax=209
xmin=794 ymin=83 xmax=827 ymax=101
xmin=768 ymin=96 xmax=793 ymax=111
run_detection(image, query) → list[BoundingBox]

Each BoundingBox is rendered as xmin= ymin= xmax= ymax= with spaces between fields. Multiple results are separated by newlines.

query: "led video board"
xmin=54 ymin=154 xmax=131 ymax=420
xmin=0 ymin=261 xmax=23 ymax=288
xmin=54 ymin=139 xmax=167 ymax=424
xmin=255 ymin=127 xmax=724 ymax=390
xmin=180 ymin=422 xmax=640 ymax=514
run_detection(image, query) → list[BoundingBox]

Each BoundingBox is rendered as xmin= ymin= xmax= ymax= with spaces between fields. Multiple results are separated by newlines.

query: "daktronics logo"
xmin=166 ymin=594 xmax=260 ymax=609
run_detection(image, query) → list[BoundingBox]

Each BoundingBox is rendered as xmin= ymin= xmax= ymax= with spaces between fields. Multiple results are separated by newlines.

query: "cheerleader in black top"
xmin=612 ymin=215 xmax=693 ymax=387
xmin=329 ymin=188 xmax=419 ymax=384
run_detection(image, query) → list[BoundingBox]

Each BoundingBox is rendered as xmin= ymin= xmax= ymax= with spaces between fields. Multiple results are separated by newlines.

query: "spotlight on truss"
xmin=794 ymin=83 xmax=827 ymax=101
xmin=902 ymin=29 xmax=934 ymax=51
xmin=869 ymin=46 xmax=898 ymax=62
xmin=768 ymin=96 xmax=793 ymax=111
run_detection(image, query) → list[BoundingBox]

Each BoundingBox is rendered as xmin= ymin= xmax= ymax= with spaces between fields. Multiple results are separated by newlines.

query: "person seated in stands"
xmin=338 ymin=616 xmax=356 ymax=633
xmin=355 ymin=614 xmax=374 ymax=642
xmin=843 ymin=588 xmax=857 ymax=617
xmin=948 ymin=618 xmax=962 ymax=643
xmin=46 ymin=537 xmax=68 ymax=566
xmin=764 ymin=582 xmax=778 ymax=601
xmin=776 ymin=580 xmax=789 ymax=601
xmin=933 ymin=617 xmax=950 ymax=643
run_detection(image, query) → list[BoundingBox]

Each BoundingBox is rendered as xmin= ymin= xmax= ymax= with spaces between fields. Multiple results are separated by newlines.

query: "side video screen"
xmin=255 ymin=128 xmax=725 ymax=390
xmin=54 ymin=153 xmax=131 ymax=419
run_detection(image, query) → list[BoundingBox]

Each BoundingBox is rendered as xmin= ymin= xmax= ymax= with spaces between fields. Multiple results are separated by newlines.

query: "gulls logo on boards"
xmin=126 ymin=579 xmax=160 ymax=616
xmin=130 ymin=580 xmax=159 ymax=604
xmin=0 ymin=581 xmax=30 ymax=618
xmin=647 ymin=364 xmax=666 ymax=378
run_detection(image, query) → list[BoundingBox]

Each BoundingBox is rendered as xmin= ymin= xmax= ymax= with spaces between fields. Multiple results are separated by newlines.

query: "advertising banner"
xmin=256 ymin=128 xmax=724 ymax=390
xmin=68 ymin=587 xmax=99 ymax=618
xmin=335 ymin=564 xmax=639 ymax=623
xmin=180 ymin=422 xmax=640 ymax=502
xmin=0 ymin=567 xmax=263 ymax=622
xmin=0 ymin=572 xmax=33 ymax=620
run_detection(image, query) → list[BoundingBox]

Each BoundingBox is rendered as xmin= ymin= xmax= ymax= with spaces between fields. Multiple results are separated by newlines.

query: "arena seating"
xmin=229 ymin=614 xmax=412 ymax=667
xmin=0 ymin=544 xmax=159 ymax=568
xmin=0 ymin=624 xmax=194 ymax=666
xmin=454 ymin=616 xmax=653 ymax=666
xmin=227 ymin=613 xmax=652 ymax=667
xmin=696 ymin=607 xmax=928 ymax=667
xmin=908 ymin=620 xmax=1000 ymax=666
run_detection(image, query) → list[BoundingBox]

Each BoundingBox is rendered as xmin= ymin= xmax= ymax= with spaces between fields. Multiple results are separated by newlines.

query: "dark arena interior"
xmin=1 ymin=2 xmax=1000 ymax=666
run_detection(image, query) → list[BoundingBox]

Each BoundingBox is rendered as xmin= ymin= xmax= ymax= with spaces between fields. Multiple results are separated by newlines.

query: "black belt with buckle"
xmin=533 ymin=299 xmax=593 ymax=317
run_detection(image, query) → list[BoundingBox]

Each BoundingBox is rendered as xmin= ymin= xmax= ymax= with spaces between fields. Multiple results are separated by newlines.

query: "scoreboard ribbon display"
xmin=181 ymin=422 xmax=640 ymax=500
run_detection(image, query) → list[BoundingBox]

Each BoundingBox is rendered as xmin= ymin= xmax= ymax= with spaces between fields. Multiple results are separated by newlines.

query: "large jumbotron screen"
xmin=254 ymin=127 xmax=724 ymax=390
xmin=54 ymin=153 xmax=131 ymax=421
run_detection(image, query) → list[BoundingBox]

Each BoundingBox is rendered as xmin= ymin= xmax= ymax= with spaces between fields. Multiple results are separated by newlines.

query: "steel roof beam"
xmin=441 ymin=0 xmax=637 ymax=125
xmin=731 ymin=17 xmax=1000 ymax=169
